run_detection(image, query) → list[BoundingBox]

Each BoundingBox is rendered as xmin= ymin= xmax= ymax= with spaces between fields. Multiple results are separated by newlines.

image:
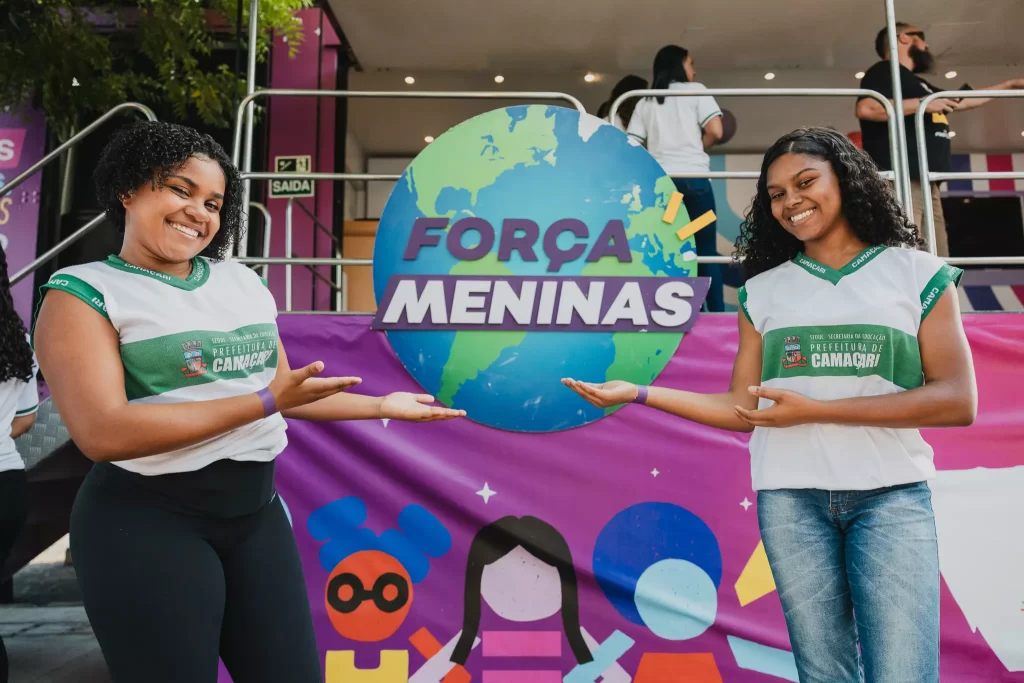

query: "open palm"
xmin=379 ymin=392 xmax=466 ymax=422
xmin=561 ymin=378 xmax=637 ymax=408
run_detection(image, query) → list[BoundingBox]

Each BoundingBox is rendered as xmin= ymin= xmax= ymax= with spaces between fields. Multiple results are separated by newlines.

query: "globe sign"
xmin=372 ymin=105 xmax=709 ymax=432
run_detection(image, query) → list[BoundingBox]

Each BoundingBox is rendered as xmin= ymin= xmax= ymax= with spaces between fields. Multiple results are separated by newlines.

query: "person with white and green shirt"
xmin=563 ymin=127 xmax=977 ymax=683
xmin=32 ymin=121 xmax=464 ymax=683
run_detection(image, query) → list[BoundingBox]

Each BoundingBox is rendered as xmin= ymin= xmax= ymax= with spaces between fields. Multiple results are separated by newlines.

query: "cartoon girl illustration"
xmin=451 ymin=515 xmax=595 ymax=666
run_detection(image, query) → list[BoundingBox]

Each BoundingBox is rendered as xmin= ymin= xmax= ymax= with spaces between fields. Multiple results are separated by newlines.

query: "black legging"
xmin=0 ymin=469 xmax=30 ymax=683
xmin=70 ymin=460 xmax=321 ymax=683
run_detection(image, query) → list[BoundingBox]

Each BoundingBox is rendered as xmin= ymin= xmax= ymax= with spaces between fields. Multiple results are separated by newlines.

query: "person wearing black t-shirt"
xmin=855 ymin=22 xmax=1024 ymax=257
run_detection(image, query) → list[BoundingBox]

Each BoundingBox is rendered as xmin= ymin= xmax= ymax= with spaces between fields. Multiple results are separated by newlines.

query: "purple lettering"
xmin=497 ymin=219 xmax=540 ymax=262
xmin=403 ymin=217 xmax=449 ymax=260
xmin=447 ymin=217 xmax=495 ymax=261
xmin=585 ymin=220 xmax=631 ymax=264
xmin=543 ymin=219 xmax=588 ymax=273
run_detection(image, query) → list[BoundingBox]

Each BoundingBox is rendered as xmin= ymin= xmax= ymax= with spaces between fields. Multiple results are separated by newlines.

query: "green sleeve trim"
xmin=40 ymin=274 xmax=109 ymax=321
xmin=920 ymin=264 xmax=964 ymax=322
xmin=737 ymin=286 xmax=753 ymax=324
xmin=260 ymin=276 xmax=269 ymax=288
xmin=15 ymin=405 xmax=39 ymax=417
xmin=700 ymin=111 xmax=723 ymax=127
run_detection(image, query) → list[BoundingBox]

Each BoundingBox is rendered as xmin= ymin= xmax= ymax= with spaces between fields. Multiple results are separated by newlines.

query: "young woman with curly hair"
xmin=563 ymin=127 xmax=977 ymax=683
xmin=32 ymin=121 xmax=464 ymax=683
xmin=0 ymin=241 xmax=38 ymax=682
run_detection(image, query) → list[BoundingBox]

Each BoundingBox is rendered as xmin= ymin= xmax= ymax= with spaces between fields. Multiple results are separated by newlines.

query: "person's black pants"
xmin=0 ymin=469 xmax=30 ymax=683
xmin=69 ymin=460 xmax=321 ymax=683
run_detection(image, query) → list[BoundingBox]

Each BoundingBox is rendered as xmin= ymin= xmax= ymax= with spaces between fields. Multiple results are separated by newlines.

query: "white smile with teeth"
xmin=170 ymin=221 xmax=201 ymax=238
xmin=789 ymin=208 xmax=815 ymax=225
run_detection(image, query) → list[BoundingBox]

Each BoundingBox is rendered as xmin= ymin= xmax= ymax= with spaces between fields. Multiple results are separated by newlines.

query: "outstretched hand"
xmin=561 ymin=378 xmax=638 ymax=408
xmin=269 ymin=360 xmax=362 ymax=412
xmin=734 ymin=386 xmax=823 ymax=428
xmin=379 ymin=392 xmax=466 ymax=422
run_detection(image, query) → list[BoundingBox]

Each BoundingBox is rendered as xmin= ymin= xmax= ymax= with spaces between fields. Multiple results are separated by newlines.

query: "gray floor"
xmin=2 ymin=537 xmax=113 ymax=683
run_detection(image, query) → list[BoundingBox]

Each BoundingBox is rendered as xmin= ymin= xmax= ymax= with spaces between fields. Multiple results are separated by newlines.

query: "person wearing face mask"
xmin=32 ymin=121 xmax=465 ymax=683
xmin=855 ymin=22 xmax=1024 ymax=257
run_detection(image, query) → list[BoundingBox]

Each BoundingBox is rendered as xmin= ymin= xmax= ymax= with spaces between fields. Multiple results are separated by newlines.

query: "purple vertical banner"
xmin=0 ymin=106 xmax=46 ymax=326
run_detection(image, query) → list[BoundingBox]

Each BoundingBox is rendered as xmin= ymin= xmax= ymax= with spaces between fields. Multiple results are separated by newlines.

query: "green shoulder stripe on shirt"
xmin=40 ymin=275 xmax=109 ymax=320
xmin=15 ymin=405 xmax=39 ymax=417
xmin=920 ymin=264 xmax=964 ymax=322
xmin=260 ymin=277 xmax=269 ymax=288
xmin=700 ymin=111 xmax=723 ymax=127
xmin=736 ymin=286 xmax=752 ymax=324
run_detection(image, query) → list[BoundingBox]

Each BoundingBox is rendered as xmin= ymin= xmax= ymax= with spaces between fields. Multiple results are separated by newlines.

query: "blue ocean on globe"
xmin=372 ymin=105 xmax=697 ymax=432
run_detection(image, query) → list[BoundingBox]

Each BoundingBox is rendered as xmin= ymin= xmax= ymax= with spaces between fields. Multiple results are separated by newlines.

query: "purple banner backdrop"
xmin=217 ymin=314 xmax=1023 ymax=683
xmin=0 ymin=107 xmax=46 ymax=326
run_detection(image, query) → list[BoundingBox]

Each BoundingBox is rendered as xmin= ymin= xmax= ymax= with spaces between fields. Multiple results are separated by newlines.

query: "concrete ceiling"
xmin=330 ymin=0 xmax=1024 ymax=157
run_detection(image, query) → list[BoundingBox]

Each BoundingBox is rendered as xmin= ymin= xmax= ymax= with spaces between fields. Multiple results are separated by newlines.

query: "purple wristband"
xmin=632 ymin=385 xmax=649 ymax=405
xmin=256 ymin=387 xmax=278 ymax=417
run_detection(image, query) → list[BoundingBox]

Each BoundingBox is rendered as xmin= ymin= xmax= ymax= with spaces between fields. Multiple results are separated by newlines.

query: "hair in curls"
xmin=94 ymin=120 xmax=244 ymax=260
xmin=0 ymin=242 xmax=34 ymax=384
xmin=734 ymin=127 xmax=922 ymax=279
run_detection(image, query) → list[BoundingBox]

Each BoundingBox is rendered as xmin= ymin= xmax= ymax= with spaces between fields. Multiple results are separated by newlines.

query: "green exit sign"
xmin=270 ymin=155 xmax=315 ymax=198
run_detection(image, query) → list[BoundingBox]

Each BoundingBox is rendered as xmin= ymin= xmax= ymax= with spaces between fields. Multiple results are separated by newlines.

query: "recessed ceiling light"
xmin=424 ymin=136 xmax=434 ymax=143
xmin=404 ymin=76 xmax=415 ymax=85
xmin=764 ymin=72 xmax=776 ymax=81
xmin=945 ymin=71 xmax=958 ymax=79
xmin=584 ymin=73 xmax=597 ymax=83
xmin=855 ymin=71 xmax=866 ymax=79
xmin=494 ymin=75 xmax=505 ymax=83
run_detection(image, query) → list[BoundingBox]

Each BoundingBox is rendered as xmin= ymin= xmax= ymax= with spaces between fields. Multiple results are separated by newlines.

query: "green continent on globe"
xmin=437 ymin=255 xmax=525 ymax=408
xmin=410 ymin=107 xmax=558 ymax=218
xmin=580 ymin=174 xmax=695 ymax=415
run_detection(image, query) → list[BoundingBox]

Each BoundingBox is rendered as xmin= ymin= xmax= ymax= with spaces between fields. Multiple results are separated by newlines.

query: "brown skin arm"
xmin=736 ymin=288 xmax=977 ymax=429
xmin=563 ymin=310 xmax=762 ymax=433
xmin=11 ymin=413 xmax=35 ymax=439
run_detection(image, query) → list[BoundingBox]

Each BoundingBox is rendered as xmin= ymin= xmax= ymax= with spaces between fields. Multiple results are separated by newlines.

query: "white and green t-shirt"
xmin=738 ymin=246 xmax=963 ymax=491
xmin=39 ymin=255 xmax=285 ymax=476
xmin=0 ymin=334 xmax=39 ymax=473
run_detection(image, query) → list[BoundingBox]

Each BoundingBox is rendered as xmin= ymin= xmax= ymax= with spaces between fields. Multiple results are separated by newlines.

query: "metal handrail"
xmin=916 ymin=90 xmax=1024 ymax=263
xmin=10 ymin=213 xmax=108 ymax=285
xmin=292 ymin=198 xmax=346 ymax=312
xmin=610 ymin=88 xmax=908 ymax=211
xmin=248 ymin=201 xmax=272 ymax=280
xmin=2 ymin=103 xmax=157 ymax=199
xmin=231 ymin=89 xmax=586 ymax=168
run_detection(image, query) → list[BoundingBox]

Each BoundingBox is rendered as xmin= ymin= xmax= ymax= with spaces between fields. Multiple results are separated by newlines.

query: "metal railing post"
xmin=883 ymin=0 xmax=914 ymax=215
xmin=10 ymin=213 xmax=108 ymax=285
xmin=236 ymin=0 xmax=260 ymax=260
xmin=248 ymin=202 xmax=272 ymax=279
xmin=609 ymin=88 xmax=903 ymax=195
xmin=285 ymin=197 xmax=294 ymax=312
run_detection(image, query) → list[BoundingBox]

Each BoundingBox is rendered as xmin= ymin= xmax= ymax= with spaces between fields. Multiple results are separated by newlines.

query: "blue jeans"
xmin=757 ymin=482 xmax=940 ymax=683
xmin=672 ymin=178 xmax=723 ymax=312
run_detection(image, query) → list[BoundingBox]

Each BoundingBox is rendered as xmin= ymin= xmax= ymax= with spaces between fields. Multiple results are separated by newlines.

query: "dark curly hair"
xmin=0 ymin=242 xmax=34 ymax=384
xmin=735 ymin=127 xmax=922 ymax=279
xmin=94 ymin=120 xmax=244 ymax=260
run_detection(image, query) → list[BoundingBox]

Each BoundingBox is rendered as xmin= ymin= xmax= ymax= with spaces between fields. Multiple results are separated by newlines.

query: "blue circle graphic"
xmin=372 ymin=105 xmax=696 ymax=433
xmin=592 ymin=502 xmax=722 ymax=627
xmin=634 ymin=559 xmax=718 ymax=640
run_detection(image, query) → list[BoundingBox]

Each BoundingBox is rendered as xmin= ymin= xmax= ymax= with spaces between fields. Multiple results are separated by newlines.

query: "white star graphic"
xmin=650 ymin=468 xmax=660 ymax=477
xmin=740 ymin=497 xmax=752 ymax=511
xmin=381 ymin=418 xmax=390 ymax=428
xmin=476 ymin=482 xmax=496 ymax=503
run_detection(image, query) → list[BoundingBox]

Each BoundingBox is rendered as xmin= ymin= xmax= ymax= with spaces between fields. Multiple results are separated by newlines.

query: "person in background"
xmin=596 ymin=74 xmax=648 ymax=131
xmin=856 ymin=22 xmax=1024 ymax=257
xmin=627 ymin=45 xmax=725 ymax=311
xmin=0 ymin=242 xmax=38 ymax=683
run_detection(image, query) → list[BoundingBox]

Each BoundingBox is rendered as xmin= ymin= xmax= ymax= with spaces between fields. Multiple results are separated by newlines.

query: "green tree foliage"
xmin=0 ymin=0 xmax=313 ymax=139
